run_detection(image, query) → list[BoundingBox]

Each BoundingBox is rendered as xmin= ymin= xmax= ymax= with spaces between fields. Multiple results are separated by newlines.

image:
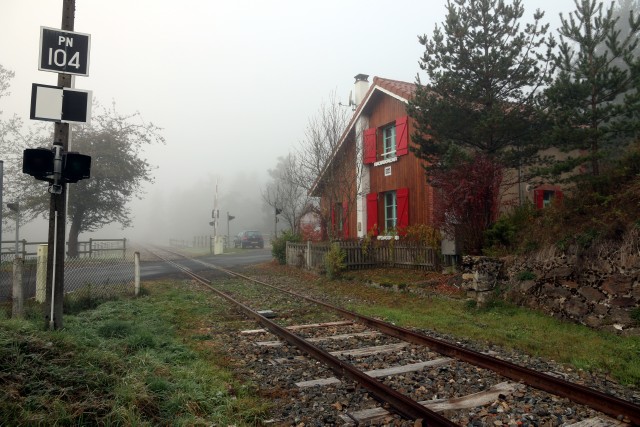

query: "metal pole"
xmin=49 ymin=210 xmax=58 ymax=330
xmin=45 ymin=0 xmax=75 ymax=330
xmin=14 ymin=203 xmax=19 ymax=257
xmin=227 ymin=212 xmax=230 ymax=247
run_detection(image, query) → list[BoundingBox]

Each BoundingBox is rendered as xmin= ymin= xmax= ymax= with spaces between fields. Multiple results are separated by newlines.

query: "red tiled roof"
xmin=372 ymin=76 xmax=416 ymax=100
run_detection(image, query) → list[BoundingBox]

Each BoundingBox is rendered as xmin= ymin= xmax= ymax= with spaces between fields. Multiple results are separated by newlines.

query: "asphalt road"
xmin=141 ymin=248 xmax=273 ymax=280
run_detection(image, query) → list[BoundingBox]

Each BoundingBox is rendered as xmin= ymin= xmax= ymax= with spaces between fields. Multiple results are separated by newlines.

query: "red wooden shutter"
xmin=342 ymin=199 xmax=349 ymax=239
xmin=331 ymin=202 xmax=336 ymax=232
xmin=397 ymin=187 xmax=409 ymax=230
xmin=366 ymin=193 xmax=378 ymax=236
xmin=363 ymin=128 xmax=377 ymax=164
xmin=396 ymin=116 xmax=409 ymax=156
xmin=533 ymin=189 xmax=543 ymax=209
xmin=555 ymin=189 xmax=563 ymax=204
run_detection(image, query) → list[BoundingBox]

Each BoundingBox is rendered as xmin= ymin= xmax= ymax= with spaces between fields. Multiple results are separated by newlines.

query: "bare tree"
xmin=262 ymin=154 xmax=313 ymax=232
xmin=293 ymin=90 xmax=360 ymax=240
xmin=263 ymin=90 xmax=353 ymax=240
xmin=294 ymin=90 xmax=350 ymax=190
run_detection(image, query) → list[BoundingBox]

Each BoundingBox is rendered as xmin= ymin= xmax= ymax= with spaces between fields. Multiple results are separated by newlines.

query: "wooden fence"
xmin=286 ymin=240 xmax=440 ymax=271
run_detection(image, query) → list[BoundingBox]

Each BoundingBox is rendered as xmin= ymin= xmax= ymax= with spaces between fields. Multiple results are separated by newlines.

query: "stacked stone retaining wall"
xmin=461 ymin=229 xmax=640 ymax=335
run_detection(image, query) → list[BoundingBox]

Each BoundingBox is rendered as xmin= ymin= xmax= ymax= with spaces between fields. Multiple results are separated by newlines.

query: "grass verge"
xmin=251 ymin=264 xmax=640 ymax=388
xmin=339 ymin=276 xmax=640 ymax=387
xmin=0 ymin=280 xmax=268 ymax=426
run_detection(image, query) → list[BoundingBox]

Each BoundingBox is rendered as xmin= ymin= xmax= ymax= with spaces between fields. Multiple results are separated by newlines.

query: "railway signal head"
xmin=63 ymin=152 xmax=91 ymax=183
xmin=22 ymin=147 xmax=91 ymax=184
xmin=23 ymin=148 xmax=55 ymax=182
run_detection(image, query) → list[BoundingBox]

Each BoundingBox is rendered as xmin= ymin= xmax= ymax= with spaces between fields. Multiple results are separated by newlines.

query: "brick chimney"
xmin=353 ymin=74 xmax=369 ymax=106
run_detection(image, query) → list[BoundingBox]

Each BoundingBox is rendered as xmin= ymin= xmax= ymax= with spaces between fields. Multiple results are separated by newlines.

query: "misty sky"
xmin=1 ymin=0 xmax=575 ymax=244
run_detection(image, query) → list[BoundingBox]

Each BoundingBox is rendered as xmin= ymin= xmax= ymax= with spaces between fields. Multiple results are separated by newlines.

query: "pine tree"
xmin=407 ymin=0 xmax=553 ymax=252
xmin=408 ymin=0 xmax=552 ymax=170
xmin=543 ymin=0 xmax=640 ymax=178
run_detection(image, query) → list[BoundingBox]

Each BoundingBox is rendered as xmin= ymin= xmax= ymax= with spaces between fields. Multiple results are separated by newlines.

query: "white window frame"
xmin=384 ymin=191 xmax=397 ymax=233
xmin=382 ymin=123 xmax=396 ymax=159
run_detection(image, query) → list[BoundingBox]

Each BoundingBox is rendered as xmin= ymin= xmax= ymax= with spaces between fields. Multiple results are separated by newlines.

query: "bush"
xmin=271 ymin=230 xmax=302 ymax=265
xmin=403 ymin=224 xmax=441 ymax=248
xmin=516 ymin=270 xmax=536 ymax=281
xmin=324 ymin=243 xmax=346 ymax=280
xmin=484 ymin=203 xmax=536 ymax=254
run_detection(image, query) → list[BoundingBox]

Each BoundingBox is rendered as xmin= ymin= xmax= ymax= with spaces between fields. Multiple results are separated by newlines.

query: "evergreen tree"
xmin=408 ymin=0 xmax=552 ymax=170
xmin=543 ymin=0 xmax=640 ymax=178
xmin=407 ymin=0 xmax=553 ymax=252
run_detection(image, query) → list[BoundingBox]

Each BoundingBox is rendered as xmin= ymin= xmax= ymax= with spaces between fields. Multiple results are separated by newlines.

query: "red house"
xmin=310 ymin=74 xmax=436 ymax=240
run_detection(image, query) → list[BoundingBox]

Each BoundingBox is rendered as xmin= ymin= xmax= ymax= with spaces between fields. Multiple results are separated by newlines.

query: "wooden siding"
xmin=366 ymin=94 xmax=435 ymax=228
xmin=318 ymin=88 xmax=437 ymax=237
xmin=318 ymin=135 xmax=359 ymax=238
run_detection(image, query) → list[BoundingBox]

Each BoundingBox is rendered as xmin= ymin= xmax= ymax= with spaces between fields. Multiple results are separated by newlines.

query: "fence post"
xmin=306 ymin=240 xmax=311 ymax=269
xmin=134 ymin=251 xmax=140 ymax=296
xmin=21 ymin=239 xmax=27 ymax=258
xmin=123 ymin=238 xmax=127 ymax=260
xmin=89 ymin=238 xmax=93 ymax=258
xmin=36 ymin=245 xmax=48 ymax=302
xmin=12 ymin=257 xmax=24 ymax=318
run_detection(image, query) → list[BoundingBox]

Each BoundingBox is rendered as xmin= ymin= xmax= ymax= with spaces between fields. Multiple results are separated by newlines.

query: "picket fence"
xmin=286 ymin=240 xmax=439 ymax=271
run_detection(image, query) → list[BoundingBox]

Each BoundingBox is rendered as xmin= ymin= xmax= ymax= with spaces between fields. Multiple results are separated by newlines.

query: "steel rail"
xmin=153 ymin=249 xmax=457 ymax=426
xmin=188 ymin=258 xmax=640 ymax=425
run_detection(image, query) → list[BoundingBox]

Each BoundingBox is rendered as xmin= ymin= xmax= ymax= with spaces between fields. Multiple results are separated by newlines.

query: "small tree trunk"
xmin=67 ymin=214 xmax=83 ymax=258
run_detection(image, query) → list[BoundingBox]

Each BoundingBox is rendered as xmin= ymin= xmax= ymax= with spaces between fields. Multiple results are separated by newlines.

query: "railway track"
xmin=146 ymin=246 xmax=639 ymax=426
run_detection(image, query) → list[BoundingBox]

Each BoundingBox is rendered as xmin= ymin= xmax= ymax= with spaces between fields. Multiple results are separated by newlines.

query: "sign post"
xmin=43 ymin=0 xmax=83 ymax=330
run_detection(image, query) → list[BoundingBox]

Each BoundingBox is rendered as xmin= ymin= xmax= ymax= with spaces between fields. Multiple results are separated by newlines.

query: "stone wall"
xmin=461 ymin=229 xmax=640 ymax=335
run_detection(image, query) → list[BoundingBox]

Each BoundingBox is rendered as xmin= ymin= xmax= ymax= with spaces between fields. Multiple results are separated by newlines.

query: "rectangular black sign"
xmin=39 ymin=27 xmax=91 ymax=76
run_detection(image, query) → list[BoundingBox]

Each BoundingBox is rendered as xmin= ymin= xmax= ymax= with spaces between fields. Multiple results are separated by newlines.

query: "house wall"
xmin=500 ymin=146 xmax=577 ymax=213
xmin=318 ymin=136 xmax=358 ymax=239
xmin=365 ymin=94 xmax=435 ymax=231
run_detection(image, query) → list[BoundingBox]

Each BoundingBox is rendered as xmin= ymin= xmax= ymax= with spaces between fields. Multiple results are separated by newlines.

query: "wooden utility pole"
xmin=44 ymin=0 xmax=75 ymax=330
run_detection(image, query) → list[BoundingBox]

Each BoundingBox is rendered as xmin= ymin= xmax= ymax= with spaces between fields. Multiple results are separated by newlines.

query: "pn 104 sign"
xmin=38 ymin=27 xmax=91 ymax=76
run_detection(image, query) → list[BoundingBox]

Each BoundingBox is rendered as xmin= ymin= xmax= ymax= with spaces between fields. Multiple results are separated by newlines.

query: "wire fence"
xmin=0 ymin=248 xmax=136 ymax=317
xmin=0 ymin=238 xmax=127 ymax=259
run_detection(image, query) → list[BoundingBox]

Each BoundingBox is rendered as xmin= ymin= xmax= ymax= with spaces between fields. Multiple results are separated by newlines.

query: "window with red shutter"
xmin=396 ymin=187 xmax=409 ymax=229
xmin=366 ymin=193 xmax=378 ymax=236
xmin=534 ymin=187 xmax=563 ymax=209
xmin=534 ymin=189 xmax=543 ymax=209
xmin=342 ymin=200 xmax=349 ymax=239
xmin=331 ymin=201 xmax=336 ymax=232
xmin=363 ymin=128 xmax=377 ymax=164
xmin=396 ymin=116 xmax=409 ymax=156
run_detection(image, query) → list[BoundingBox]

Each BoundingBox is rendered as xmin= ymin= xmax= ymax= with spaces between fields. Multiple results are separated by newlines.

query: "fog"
xmin=1 ymin=0 xmax=572 ymax=246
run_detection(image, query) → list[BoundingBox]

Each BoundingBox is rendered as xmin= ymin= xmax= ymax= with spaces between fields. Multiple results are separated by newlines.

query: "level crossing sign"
xmin=38 ymin=26 xmax=91 ymax=76
xmin=30 ymin=83 xmax=92 ymax=123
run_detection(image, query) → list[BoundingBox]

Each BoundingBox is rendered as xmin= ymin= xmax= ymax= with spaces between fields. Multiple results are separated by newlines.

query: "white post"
xmin=36 ymin=244 xmax=48 ymax=302
xmin=12 ymin=257 xmax=24 ymax=318
xmin=134 ymin=251 xmax=140 ymax=296
xmin=306 ymin=240 xmax=312 ymax=269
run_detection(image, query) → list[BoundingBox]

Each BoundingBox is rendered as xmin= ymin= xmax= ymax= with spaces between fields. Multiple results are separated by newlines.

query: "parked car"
xmin=234 ymin=231 xmax=264 ymax=249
